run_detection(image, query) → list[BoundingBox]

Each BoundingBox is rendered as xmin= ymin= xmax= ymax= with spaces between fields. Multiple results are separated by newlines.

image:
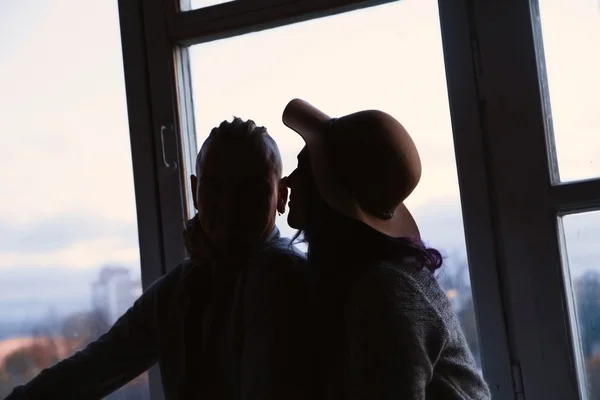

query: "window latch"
xmin=160 ymin=124 xmax=178 ymax=171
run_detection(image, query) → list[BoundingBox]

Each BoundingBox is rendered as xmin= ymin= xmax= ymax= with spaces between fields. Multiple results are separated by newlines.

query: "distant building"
xmin=592 ymin=343 xmax=600 ymax=358
xmin=445 ymin=288 xmax=461 ymax=311
xmin=91 ymin=266 xmax=142 ymax=325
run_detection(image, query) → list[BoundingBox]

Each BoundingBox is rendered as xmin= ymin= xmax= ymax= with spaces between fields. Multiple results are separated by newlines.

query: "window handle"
xmin=160 ymin=124 xmax=178 ymax=170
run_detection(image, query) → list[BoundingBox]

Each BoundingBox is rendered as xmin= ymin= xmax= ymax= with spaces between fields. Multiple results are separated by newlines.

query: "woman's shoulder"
xmin=351 ymin=260 xmax=440 ymax=299
xmin=343 ymin=261 xmax=452 ymax=361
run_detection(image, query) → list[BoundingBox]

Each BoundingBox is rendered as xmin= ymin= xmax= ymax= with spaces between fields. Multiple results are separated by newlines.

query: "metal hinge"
xmin=512 ymin=363 xmax=525 ymax=400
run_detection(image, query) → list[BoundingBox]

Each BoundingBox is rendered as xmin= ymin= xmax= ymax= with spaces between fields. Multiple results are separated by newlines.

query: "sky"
xmin=0 ymin=0 xmax=598 ymax=333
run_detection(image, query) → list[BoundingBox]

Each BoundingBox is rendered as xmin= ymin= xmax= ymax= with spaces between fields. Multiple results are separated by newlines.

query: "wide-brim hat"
xmin=282 ymin=98 xmax=422 ymax=238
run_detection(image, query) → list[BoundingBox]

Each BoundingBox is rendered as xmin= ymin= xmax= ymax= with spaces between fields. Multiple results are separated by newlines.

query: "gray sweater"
xmin=340 ymin=262 xmax=491 ymax=399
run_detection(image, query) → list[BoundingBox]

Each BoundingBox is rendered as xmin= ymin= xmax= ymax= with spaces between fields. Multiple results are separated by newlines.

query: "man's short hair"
xmin=196 ymin=117 xmax=283 ymax=178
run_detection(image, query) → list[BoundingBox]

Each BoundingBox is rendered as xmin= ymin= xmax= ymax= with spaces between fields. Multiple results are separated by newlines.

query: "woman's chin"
xmin=287 ymin=212 xmax=304 ymax=230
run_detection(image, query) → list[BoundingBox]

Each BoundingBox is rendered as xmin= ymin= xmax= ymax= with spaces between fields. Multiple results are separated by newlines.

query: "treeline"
xmin=0 ymin=309 xmax=148 ymax=399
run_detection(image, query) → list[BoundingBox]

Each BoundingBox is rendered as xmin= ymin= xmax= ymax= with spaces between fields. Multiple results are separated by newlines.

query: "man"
xmin=6 ymin=118 xmax=312 ymax=399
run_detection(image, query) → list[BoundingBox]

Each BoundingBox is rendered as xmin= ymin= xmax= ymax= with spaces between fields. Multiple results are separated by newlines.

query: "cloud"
xmin=0 ymin=212 xmax=137 ymax=252
xmin=0 ymin=265 xmax=114 ymax=327
xmin=0 ymin=212 xmax=139 ymax=269
xmin=0 ymin=2 xmax=49 ymax=62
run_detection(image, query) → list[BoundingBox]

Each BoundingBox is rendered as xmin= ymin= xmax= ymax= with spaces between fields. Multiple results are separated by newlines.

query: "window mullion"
xmin=118 ymin=0 xmax=177 ymax=398
xmin=469 ymin=0 xmax=581 ymax=398
xmin=438 ymin=0 xmax=514 ymax=398
xmin=142 ymin=0 xmax=190 ymax=272
xmin=174 ymin=45 xmax=199 ymax=220
xmin=552 ymin=179 xmax=600 ymax=214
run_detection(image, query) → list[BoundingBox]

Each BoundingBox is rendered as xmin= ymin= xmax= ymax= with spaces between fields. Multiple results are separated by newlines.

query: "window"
xmin=0 ymin=1 xmax=148 ymax=399
xmin=457 ymin=0 xmax=600 ymax=397
xmin=537 ymin=0 xmax=600 ymax=183
xmin=189 ymin=0 xmax=483 ymax=367
xmin=562 ymin=211 xmax=600 ymax=399
xmin=107 ymin=0 xmax=600 ymax=398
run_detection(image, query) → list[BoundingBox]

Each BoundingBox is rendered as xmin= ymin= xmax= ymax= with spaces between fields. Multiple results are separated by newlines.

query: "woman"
xmin=282 ymin=99 xmax=490 ymax=399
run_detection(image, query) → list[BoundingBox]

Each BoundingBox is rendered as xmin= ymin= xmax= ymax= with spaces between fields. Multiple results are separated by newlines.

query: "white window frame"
xmin=116 ymin=0 xmax=600 ymax=399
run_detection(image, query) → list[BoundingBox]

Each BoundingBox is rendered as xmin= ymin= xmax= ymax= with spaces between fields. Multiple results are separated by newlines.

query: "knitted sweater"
xmin=341 ymin=262 xmax=491 ymax=399
xmin=309 ymin=215 xmax=491 ymax=400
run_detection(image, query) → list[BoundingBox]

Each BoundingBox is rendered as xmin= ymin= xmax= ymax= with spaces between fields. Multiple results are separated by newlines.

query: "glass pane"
xmin=187 ymin=0 xmax=236 ymax=11
xmin=562 ymin=210 xmax=600 ymax=399
xmin=0 ymin=1 xmax=148 ymax=399
xmin=189 ymin=1 xmax=483 ymax=369
xmin=537 ymin=0 xmax=600 ymax=182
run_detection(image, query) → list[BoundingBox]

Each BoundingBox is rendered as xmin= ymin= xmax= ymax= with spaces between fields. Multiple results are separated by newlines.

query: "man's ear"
xmin=190 ymin=175 xmax=199 ymax=210
xmin=277 ymin=177 xmax=289 ymax=214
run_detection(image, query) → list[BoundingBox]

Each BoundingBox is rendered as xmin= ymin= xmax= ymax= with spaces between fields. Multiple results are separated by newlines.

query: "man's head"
xmin=190 ymin=117 xmax=288 ymax=252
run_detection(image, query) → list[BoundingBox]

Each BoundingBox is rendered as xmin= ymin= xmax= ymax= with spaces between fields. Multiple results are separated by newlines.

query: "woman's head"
xmin=285 ymin=147 xmax=317 ymax=231
xmin=285 ymin=146 xmax=343 ymax=238
xmin=283 ymin=99 xmax=443 ymax=271
xmin=285 ymin=146 xmax=368 ymax=241
xmin=285 ymin=147 xmax=442 ymax=271
xmin=282 ymin=99 xmax=421 ymax=238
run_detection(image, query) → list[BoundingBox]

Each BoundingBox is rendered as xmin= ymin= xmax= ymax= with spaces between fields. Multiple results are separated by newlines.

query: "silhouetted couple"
xmin=5 ymin=99 xmax=490 ymax=399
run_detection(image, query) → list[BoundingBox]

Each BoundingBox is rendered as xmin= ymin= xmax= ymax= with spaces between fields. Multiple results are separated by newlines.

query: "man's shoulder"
xmin=248 ymin=237 xmax=307 ymax=282
xmin=244 ymin=238 xmax=311 ymax=307
xmin=256 ymin=237 xmax=306 ymax=265
xmin=144 ymin=258 xmax=193 ymax=296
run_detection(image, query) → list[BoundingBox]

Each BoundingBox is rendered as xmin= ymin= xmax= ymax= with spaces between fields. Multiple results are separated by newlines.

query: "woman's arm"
xmin=343 ymin=265 xmax=449 ymax=400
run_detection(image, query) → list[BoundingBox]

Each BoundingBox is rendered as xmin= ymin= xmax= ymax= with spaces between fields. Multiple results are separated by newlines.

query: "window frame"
xmin=461 ymin=0 xmax=600 ymax=399
xmin=116 ymin=0 xmax=600 ymax=398
xmin=117 ymin=1 xmax=172 ymax=398
xmin=120 ymin=0 xmax=193 ymax=278
xmin=166 ymin=0 xmax=401 ymax=45
xmin=437 ymin=1 xmax=515 ymax=397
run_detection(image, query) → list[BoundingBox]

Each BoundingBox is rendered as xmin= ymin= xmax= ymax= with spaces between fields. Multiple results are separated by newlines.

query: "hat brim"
xmin=282 ymin=99 xmax=330 ymax=144
xmin=282 ymin=98 xmax=420 ymax=239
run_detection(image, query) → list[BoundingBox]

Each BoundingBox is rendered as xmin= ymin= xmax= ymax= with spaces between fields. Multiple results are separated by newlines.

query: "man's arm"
xmin=343 ymin=265 xmax=449 ymax=400
xmin=5 ymin=274 xmax=167 ymax=400
xmin=240 ymin=251 xmax=314 ymax=400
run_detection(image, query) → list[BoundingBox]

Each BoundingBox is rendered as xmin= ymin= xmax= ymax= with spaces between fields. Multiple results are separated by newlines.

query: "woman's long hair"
xmin=293 ymin=190 xmax=443 ymax=273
